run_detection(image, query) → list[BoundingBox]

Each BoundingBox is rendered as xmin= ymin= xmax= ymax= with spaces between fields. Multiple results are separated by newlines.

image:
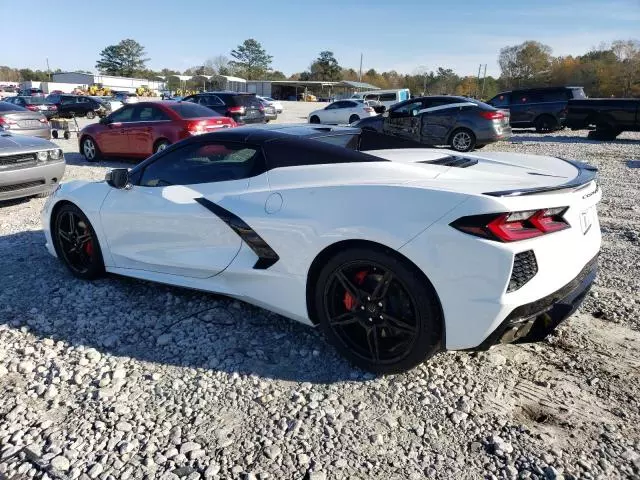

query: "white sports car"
xmin=42 ymin=125 xmax=602 ymax=373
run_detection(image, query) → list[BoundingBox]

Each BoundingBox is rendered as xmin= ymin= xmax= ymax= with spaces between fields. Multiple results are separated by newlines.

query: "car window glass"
xmin=392 ymin=101 xmax=423 ymax=116
xmin=379 ymin=93 xmax=398 ymax=102
xmin=540 ymin=90 xmax=568 ymax=102
xmin=110 ymin=106 xmax=135 ymax=122
xmin=61 ymin=97 xmax=75 ymax=105
xmin=169 ymin=102 xmax=220 ymax=118
xmin=489 ymin=94 xmax=509 ymax=107
xmin=325 ymin=102 xmax=339 ymax=110
xmin=205 ymin=95 xmax=225 ymax=106
xmin=139 ymin=142 xmax=262 ymax=187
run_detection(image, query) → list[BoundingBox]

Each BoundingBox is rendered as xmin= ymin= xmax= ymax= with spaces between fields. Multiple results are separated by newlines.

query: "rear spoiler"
xmin=484 ymin=158 xmax=598 ymax=197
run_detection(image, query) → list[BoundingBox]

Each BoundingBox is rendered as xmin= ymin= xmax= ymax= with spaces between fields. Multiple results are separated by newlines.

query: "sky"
xmin=1 ymin=0 xmax=639 ymax=78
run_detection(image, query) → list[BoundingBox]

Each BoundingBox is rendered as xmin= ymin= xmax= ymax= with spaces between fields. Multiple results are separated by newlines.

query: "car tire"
xmin=313 ymin=245 xmax=443 ymax=374
xmin=86 ymin=111 xmax=96 ymax=120
xmin=309 ymin=115 xmax=320 ymax=124
xmin=154 ymin=139 xmax=171 ymax=154
xmin=52 ymin=203 xmax=105 ymax=280
xmin=348 ymin=114 xmax=360 ymax=124
xmin=449 ymin=128 xmax=476 ymax=152
xmin=474 ymin=144 xmax=486 ymax=149
xmin=51 ymin=130 xmax=58 ymax=139
xmin=534 ymin=115 xmax=557 ymax=133
xmin=592 ymin=117 xmax=619 ymax=140
xmin=81 ymin=136 xmax=101 ymax=162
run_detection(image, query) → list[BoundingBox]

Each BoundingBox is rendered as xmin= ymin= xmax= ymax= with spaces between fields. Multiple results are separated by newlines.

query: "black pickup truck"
xmin=565 ymin=98 xmax=640 ymax=139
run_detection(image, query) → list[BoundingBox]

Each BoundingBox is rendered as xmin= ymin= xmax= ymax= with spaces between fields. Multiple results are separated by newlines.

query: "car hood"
xmin=365 ymin=149 xmax=586 ymax=195
xmin=0 ymin=133 xmax=57 ymax=153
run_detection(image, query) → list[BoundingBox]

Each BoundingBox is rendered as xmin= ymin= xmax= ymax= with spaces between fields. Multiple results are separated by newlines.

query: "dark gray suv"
xmin=487 ymin=86 xmax=586 ymax=132
xmin=353 ymin=96 xmax=511 ymax=152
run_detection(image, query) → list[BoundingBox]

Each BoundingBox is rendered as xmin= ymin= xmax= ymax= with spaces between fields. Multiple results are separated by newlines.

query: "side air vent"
xmin=507 ymin=250 xmax=538 ymax=292
xmin=422 ymin=156 xmax=478 ymax=168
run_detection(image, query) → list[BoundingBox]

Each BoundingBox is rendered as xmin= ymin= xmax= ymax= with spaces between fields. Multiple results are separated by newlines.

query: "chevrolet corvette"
xmin=42 ymin=125 xmax=602 ymax=373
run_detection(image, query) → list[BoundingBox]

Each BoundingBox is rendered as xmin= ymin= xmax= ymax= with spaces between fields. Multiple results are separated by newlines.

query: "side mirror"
xmin=105 ymin=168 xmax=130 ymax=189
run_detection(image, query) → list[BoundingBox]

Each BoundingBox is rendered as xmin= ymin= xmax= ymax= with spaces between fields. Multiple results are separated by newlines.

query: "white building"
xmin=52 ymin=72 xmax=165 ymax=93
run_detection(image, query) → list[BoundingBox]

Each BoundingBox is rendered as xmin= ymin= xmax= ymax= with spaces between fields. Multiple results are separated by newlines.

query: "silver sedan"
xmin=0 ymin=101 xmax=51 ymax=139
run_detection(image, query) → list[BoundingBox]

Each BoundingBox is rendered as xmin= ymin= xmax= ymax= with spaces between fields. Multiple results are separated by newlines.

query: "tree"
xmin=611 ymin=40 xmax=640 ymax=96
xmin=308 ymin=51 xmax=342 ymax=81
xmin=229 ymin=39 xmax=273 ymax=80
xmin=499 ymin=41 xmax=552 ymax=87
xmin=206 ymin=55 xmax=231 ymax=76
xmin=96 ymin=39 xmax=149 ymax=77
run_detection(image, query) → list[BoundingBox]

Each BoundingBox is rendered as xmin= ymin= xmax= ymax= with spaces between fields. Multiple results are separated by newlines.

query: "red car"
xmin=78 ymin=101 xmax=237 ymax=161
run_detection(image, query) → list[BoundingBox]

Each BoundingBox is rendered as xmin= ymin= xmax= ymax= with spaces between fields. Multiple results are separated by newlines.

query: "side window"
xmin=489 ymin=94 xmax=510 ymax=107
xmin=183 ymin=96 xmax=196 ymax=103
xmin=206 ymin=95 xmax=225 ymax=106
xmin=135 ymin=106 xmax=170 ymax=121
xmin=325 ymin=102 xmax=340 ymax=110
xmin=391 ymin=101 xmax=423 ymax=116
xmin=139 ymin=142 xmax=263 ymax=187
xmin=110 ymin=105 xmax=135 ymax=122
xmin=541 ymin=90 xmax=568 ymax=102
xmin=61 ymin=96 xmax=74 ymax=105
xmin=379 ymin=93 xmax=398 ymax=102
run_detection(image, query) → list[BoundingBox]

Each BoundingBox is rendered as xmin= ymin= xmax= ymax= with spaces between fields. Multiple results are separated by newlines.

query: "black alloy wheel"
xmin=315 ymin=247 xmax=442 ymax=374
xmin=53 ymin=204 xmax=104 ymax=279
xmin=534 ymin=115 xmax=557 ymax=133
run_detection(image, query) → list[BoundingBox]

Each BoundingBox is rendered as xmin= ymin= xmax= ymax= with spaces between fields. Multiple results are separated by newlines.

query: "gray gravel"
xmin=1 ymin=121 xmax=639 ymax=479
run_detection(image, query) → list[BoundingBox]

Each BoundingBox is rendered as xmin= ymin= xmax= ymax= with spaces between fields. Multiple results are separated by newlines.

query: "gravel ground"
xmin=1 ymin=107 xmax=639 ymax=479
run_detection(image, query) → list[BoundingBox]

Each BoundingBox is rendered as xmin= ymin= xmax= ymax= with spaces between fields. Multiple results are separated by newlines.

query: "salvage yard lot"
xmin=1 ymin=102 xmax=640 ymax=479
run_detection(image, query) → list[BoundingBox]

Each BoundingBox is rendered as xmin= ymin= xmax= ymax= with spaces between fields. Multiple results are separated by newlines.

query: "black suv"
xmin=487 ymin=86 xmax=586 ymax=132
xmin=181 ymin=92 xmax=265 ymax=125
xmin=45 ymin=94 xmax=108 ymax=119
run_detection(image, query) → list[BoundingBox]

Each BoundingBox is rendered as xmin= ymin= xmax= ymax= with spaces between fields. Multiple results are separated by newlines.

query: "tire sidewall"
xmin=52 ymin=203 xmax=105 ymax=280
xmin=310 ymin=116 xmax=320 ymax=124
xmin=313 ymin=246 xmax=443 ymax=374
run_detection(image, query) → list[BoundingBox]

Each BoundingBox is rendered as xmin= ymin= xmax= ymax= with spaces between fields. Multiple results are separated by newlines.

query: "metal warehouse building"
xmin=52 ymin=72 xmax=165 ymax=93
xmin=246 ymin=80 xmax=379 ymax=100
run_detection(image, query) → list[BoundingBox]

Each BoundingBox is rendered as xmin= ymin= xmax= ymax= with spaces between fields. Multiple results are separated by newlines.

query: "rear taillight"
xmin=364 ymin=107 xmax=374 ymax=112
xmin=227 ymin=106 xmax=246 ymax=115
xmin=479 ymin=111 xmax=505 ymax=120
xmin=0 ymin=117 xmax=16 ymax=128
xmin=451 ymin=208 xmax=570 ymax=242
xmin=26 ymin=105 xmax=39 ymax=111
xmin=39 ymin=118 xmax=48 ymax=123
xmin=187 ymin=120 xmax=207 ymax=135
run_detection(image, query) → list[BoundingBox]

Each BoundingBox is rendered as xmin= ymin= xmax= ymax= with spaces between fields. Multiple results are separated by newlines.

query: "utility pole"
xmin=480 ymin=64 xmax=487 ymax=99
xmin=358 ymin=53 xmax=363 ymax=82
xmin=46 ymin=58 xmax=51 ymax=81
xmin=475 ymin=64 xmax=482 ymax=98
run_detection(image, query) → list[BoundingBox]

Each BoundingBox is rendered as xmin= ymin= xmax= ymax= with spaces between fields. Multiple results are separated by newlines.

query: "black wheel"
xmin=63 ymin=131 xmax=70 ymax=140
xmin=86 ymin=110 xmax=96 ymax=120
xmin=314 ymin=246 xmax=443 ymax=374
xmin=154 ymin=139 xmax=171 ymax=154
xmin=348 ymin=114 xmax=360 ymax=124
xmin=81 ymin=136 xmax=101 ymax=162
xmin=52 ymin=203 xmax=105 ymax=280
xmin=593 ymin=117 xmax=619 ymax=140
xmin=534 ymin=115 xmax=557 ymax=133
xmin=310 ymin=115 xmax=320 ymax=124
xmin=51 ymin=130 xmax=58 ymax=139
xmin=449 ymin=128 xmax=476 ymax=152
xmin=474 ymin=144 xmax=486 ymax=149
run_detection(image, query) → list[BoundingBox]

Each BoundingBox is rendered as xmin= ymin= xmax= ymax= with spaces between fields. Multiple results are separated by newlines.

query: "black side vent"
xmin=508 ymin=250 xmax=538 ymax=292
xmin=422 ymin=156 xmax=478 ymax=168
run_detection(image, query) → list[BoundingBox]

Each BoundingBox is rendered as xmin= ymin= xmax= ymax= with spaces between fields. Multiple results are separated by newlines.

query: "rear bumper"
xmin=0 ymin=160 xmax=65 ymax=201
xmin=471 ymin=255 xmax=597 ymax=349
xmin=475 ymin=124 xmax=512 ymax=145
xmin=6 ymin=128 xmax=51 ymax=139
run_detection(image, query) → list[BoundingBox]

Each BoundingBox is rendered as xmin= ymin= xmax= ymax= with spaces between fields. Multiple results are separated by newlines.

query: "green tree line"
xmin=3 ymin=38 xmax=638 ymax=99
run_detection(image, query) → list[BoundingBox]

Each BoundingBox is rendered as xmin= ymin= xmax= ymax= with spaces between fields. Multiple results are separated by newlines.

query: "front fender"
xmin=42 ymin=180 xmax=114 ymax=265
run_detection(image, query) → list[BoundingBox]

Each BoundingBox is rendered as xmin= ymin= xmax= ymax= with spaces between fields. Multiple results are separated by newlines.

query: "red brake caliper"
xmin=84 ymin=240 xmax=93 ymax=256
xmin=343 ymin=270 xmax=368 ymax=310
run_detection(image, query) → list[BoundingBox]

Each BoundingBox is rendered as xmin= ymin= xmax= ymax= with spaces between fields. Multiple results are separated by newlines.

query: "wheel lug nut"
xmin=379 ymin=315 xmax=383 ymax=319
xmin=367 ymin=297 xmax=371 ymax=301
xmin=378 ymin=302 xmax=382 ymax=307
xmin=368 ymin=317 xmax=372 ymax=321
xmin=361 ymin=306 xmax=365 ymax=310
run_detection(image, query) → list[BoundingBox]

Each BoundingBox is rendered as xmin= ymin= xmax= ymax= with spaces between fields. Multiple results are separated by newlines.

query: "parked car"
xmin=78 ymin=101 xmax=236 ymax=161
xmin=182 ymin=92 xmax=266 ymax=125
xmin=0 ymin=86 xmax=18 ymax=100
xmin=19 ymin=87 xmax=44 ymax=97
xmin=0 ymin=133 xmax=65 ymax=201
xmin=90 ymin=96 xmax=123 ymax=113
xmin=113 ymin=92 xmax=139 ymax=104
xmin=0 ymin=102 xmax=51 ymax=139
xmin=308 ymin=99 xmax=378 ymax=125
xmin=487 ymin=86 xmax=586 ymax=132
xmin=351 ymin=88 xmax=411 ymax=109
xmin=45 ymin=94 xmax=108 ymax=119
xmin=43 ymin=124 xmax=601 ymax=373
xmin=4 ymin=96 xmax=58 ymax=119
xmin=258 ymin=98 xmax=277 ymax=122
xmin=353 ymin=96 xmax=511 ymax=152
xmin=258 ymin=96 xmax=283 ymax=113
xmin=564 ymin=98 xmax=640 ymax=140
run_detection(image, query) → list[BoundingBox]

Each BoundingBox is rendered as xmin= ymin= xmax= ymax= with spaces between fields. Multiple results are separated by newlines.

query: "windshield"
xmin=23 ymin=97 xmax=47 ymax=104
